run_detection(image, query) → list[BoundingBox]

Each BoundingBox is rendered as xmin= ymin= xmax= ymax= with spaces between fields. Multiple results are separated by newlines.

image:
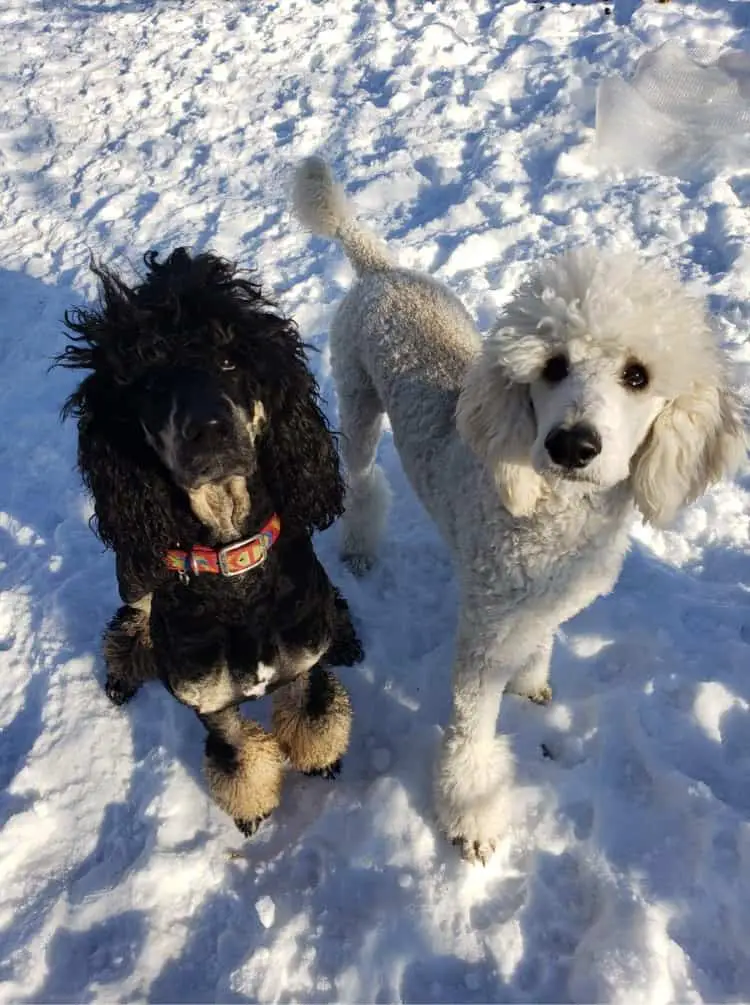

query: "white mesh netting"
xmin=596 ymin=41 xmax=750 ymax=180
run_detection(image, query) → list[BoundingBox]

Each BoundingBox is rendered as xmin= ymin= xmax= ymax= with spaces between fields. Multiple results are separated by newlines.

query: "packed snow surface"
xmin=2 ymin=1 xmax=750 ymax=1001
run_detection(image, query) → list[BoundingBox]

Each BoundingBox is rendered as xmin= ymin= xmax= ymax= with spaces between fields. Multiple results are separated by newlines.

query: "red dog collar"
xmin=165 ymin=513 xmax=281 ymax=579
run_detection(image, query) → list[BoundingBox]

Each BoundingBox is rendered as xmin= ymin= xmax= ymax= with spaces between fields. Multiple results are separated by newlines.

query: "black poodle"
xmin=58 ymin=247 xmax=363 ymax=836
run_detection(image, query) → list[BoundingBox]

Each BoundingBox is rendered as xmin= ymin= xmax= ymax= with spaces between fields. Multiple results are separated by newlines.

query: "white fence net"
xmin=596 ymin=41 xmax=750 ymax=180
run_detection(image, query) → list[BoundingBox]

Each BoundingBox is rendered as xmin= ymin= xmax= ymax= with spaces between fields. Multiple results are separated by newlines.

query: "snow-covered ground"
xmin=2 ymin=0 xmax=750 ymax=1000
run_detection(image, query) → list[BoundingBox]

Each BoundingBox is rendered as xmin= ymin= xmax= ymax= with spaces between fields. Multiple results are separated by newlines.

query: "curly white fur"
xmin=293 ymin=156 xmax=747 ymax=863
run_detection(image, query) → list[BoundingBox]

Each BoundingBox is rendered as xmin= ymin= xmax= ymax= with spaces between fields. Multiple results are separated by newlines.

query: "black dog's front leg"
xmin=103 ymin=601 xmax=159 ymax=705
xmin=266 ymin=553 xmax=360 ymax=777
xmin=278 ymin=542 xmax=364 ymax=669
xmin=200 ymin=706 xmax=285 ymax=837
xmin=104 ymin=555 xmax=166 ymax=706
xmin=271 ymin=664 xmax=352 ymax=777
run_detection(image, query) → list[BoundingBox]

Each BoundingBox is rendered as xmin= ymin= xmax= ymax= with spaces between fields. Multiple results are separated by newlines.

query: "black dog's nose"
xmin=183 ymin=415 xmax=227 ymax=444
xmin=545 ymin=424 xmax=602 ymax=470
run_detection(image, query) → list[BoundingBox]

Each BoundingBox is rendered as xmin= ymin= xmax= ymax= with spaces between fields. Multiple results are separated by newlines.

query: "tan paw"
xmin=528 ymin=685 xmax=552 ymax=706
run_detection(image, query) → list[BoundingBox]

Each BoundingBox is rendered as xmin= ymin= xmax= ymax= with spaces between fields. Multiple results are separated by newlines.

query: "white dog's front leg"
xmin=435 ymin=617 xmax=518 ymax=865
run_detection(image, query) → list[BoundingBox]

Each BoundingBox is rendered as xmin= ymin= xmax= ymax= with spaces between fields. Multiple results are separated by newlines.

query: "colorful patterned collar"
xmin=165 ymin=513 xmax=281 ymax=580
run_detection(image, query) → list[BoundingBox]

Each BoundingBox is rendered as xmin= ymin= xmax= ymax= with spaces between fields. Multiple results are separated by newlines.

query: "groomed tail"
xmin=293 ymin=156 xmax=392 ymax=275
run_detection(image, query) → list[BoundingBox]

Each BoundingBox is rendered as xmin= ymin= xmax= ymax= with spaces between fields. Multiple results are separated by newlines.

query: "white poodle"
xmin=293 ymin=156 xmax=747 ymax=863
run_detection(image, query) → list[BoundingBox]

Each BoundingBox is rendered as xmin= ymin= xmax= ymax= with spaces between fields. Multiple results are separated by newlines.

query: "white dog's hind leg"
xmin=341 ymin=466 xmax=391 ymax=575
xmin=505 ymin=637 xmax=553 ymax=705
xmin=435 ymin=615 xmax=518 ymax=865
xmin=337 ymin=378 xmax=391 ymax=574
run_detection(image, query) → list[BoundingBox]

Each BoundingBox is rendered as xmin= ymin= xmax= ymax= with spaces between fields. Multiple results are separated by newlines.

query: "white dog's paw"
xmin=505 ymin=680 xmax=553 ymax=705
xmin=505 ymin=652 xmax=553 ymax=705
xmin=438 ymin=795 xmax=507 ymax=866
xmin=435 ymin=734 xmax=514 ymax=866
xmin=452 ymin=835 xmax=497 ymax=866
xmin=528 ymin=685 xmax=553 ymax=705
xmin=341 ymin=549 xmax=375 ymax=577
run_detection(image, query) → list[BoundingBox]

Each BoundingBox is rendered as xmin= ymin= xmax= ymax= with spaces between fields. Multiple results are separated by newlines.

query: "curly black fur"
xmin=59 ymin=248 xmax=345 ymax=589
xmin=58 ymin=247 xmax=363 ymax=835
xmin=103 ymin=603 xmax=158 ymax=705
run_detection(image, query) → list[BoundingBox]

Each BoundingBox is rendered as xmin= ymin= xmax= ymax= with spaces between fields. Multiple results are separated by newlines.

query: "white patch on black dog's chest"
xmin=171 ymin=659 xmax=278 ymax=712
xmin=242 ymin=661 xmax=278 ymax=698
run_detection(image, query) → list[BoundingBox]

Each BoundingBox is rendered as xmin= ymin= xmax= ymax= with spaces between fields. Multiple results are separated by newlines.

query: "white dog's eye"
xmin=621 ymin=361 xmax=649 ymax=391
xmin=542 ymin=354 xmax=569 ymax=384
xmin=220 ymin=359 xmax=236 ymax=372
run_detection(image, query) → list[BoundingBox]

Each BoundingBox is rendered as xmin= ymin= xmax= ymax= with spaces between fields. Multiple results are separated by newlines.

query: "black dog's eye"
xmin=542 ymin=354 xmax=569 ymax=384
xmin=622 ymin=361 xmax=649 ymax=391
xmin=220 ymin=359 xmax=236 ymax=372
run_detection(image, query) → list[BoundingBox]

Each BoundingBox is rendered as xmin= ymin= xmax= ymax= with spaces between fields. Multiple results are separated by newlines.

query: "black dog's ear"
xmin=62 ymin=374 xmax=180 ymax=602
xmin=254 ymin=331 xmax=344 ymax=536
xmin=57 ymin=261 xmax=184 ymax=601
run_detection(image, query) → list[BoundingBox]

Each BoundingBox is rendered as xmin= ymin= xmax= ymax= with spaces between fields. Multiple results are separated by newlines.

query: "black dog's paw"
xmin=327 ymin=634 xmax=365 ymax=668
xmin=304 ymin=758 xmax=342 ymax=780
xmin=327 ymin=588 xmax=365 ymax=667
xmin=105 ymin=676 xmax=138 ymax=706
xmin=234 ymin=812 xmax=270 ymax=838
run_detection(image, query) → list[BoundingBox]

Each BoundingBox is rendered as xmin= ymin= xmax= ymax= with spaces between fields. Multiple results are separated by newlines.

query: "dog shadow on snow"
xmin=532 ymin=526 xmax=750 ymax=1002
xmin=0 ymin=266 xmax=158 ymax=1001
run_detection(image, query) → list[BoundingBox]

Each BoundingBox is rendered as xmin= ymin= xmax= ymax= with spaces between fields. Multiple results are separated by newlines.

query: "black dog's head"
xmin=58 ymin=248 xmax=344 ymax=575
xmin=132 ymin=360 xmax=265 ymax=492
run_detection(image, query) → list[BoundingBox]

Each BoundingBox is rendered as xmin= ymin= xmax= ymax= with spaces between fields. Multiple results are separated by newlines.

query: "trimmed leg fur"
xmin=335 ymin=376 xmax=390 ymax=574
xmin=272 ymin=666 xmax=352 ymax=775
xmin=435 ymin=621 xmax=517 ymax=865
xmin=103 ymin=602 xmax=158 ymax=706
xmin=203 ymin=707 xmax=284 ymax=836
xmin=340 ymin=465 xmax=391 ymax=575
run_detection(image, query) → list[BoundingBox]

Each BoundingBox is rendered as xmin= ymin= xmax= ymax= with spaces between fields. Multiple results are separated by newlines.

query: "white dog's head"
xmin=457 ymin=248 xmax=746 ymax=525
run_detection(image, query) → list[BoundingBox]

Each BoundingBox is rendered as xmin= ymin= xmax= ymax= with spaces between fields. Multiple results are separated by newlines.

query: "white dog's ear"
xmin=457 ymin=352 xmax=544 ymax=518
xmin=632 ymin=380 xmax=747 ymax=527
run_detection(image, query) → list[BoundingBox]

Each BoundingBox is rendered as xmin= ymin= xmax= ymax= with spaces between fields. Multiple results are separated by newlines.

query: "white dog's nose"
xmin=545 ymin=424 xmax=602 ymax=469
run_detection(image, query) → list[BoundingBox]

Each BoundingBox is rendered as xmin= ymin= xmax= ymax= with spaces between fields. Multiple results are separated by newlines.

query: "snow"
xmin=1 ymin=0 xmax=750 ymax=1001
xmin=254 ymin=896 xmax=276 ymax=931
